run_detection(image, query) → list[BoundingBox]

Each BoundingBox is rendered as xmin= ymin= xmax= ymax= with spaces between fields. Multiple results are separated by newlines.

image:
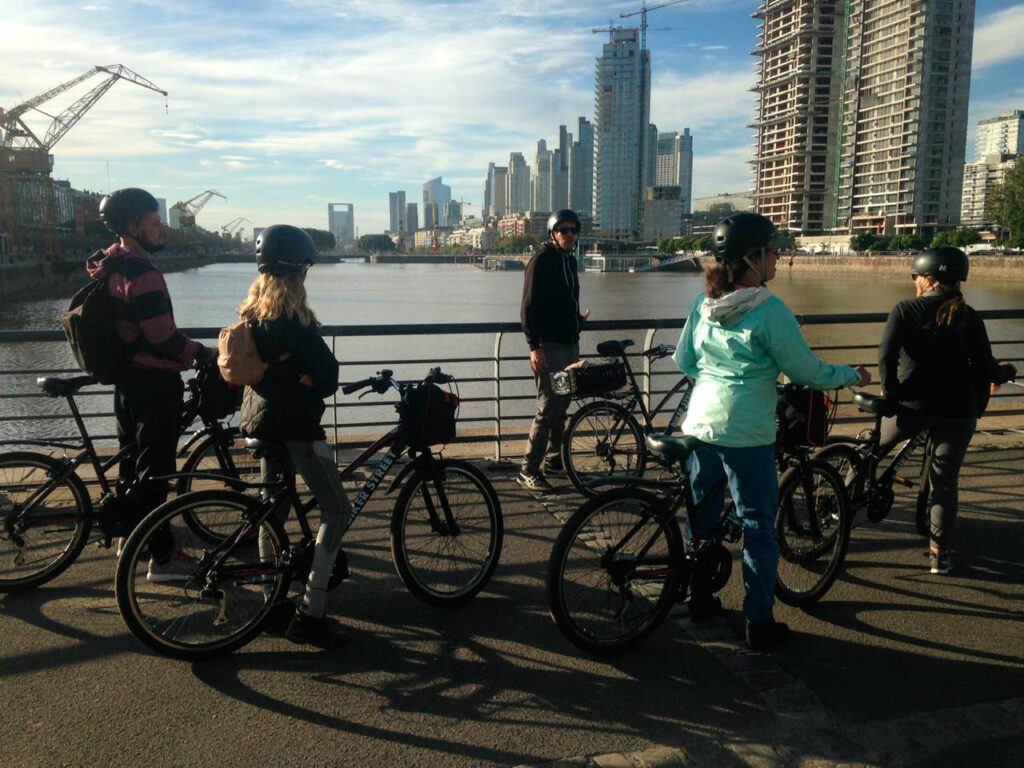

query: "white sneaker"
xmin=147 ymin=548 xmax=198 ymax=583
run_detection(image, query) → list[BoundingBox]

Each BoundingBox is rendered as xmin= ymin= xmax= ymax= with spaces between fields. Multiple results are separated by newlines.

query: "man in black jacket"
xmin=518 ymin=209 xmax=589 ymax=492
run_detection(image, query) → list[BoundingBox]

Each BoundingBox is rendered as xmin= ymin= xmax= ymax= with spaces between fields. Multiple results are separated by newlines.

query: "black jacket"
xmin=879 ymin=292 xmax=1006 ymax=418
xmin=239 ymin=315 xmax=339 ymax=441
xmin=520 ymin=242 xmax=583 ymax=350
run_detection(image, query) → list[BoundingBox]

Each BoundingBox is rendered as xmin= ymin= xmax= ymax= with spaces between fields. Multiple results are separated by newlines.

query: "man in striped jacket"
xmin=86 ymin=187 xmax=210 ymax=581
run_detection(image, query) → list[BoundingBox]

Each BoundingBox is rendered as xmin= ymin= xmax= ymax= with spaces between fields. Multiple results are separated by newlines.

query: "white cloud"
xmin=973 ymin=4 xmax=1024 ymax=69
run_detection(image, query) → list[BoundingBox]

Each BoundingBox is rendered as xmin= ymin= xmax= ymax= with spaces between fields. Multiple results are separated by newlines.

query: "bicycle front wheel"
xmin=813 ymin=443 xmax=865 ymax=506
xmin=0 ymin=452 xmax=91 ymax=592
xmin=391 ymin=458 xmax=503 ymax=606
xmin=774 ymin=460 xmax=850 ymax=607
xmin=547 ymin=489 xmax=684 ymax=655
xmin=115 ymin=490 xmax=289 ymax=661
xmin=177 ymin=431 xmax=261 ymax=544
xmin=562 ymin=401 xmax=646 ymax=497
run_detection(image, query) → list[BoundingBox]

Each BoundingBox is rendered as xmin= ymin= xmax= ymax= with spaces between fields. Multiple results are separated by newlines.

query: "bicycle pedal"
xmin=892 ymin=475 xmax=914 ymax=488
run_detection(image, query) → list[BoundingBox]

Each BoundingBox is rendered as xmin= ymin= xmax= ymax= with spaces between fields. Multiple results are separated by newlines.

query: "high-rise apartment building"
xmin=753 ymin=1 xmax=973 ymax=236
xmin=833 ymin=0 xmax=974 ymax=234
xmin=961 ymin=111 xmax=1021 ymax=227
xmin=532 ymin=140 xmax=552 ymax=212
xmin=551 ymin=148 xmax=569 ymax=212
xmin=569 ymin=117 xmax=594 ymax=217
xmin=406 ymin=202 xmax=419 ymax=233
xmin=487 ymin=163 xmax=509 ymax=220
xmin=423 ymin=176 xmax=451 ymax=219
xmin=594 ymin=27 xmax=651 ymax=237
xmin=975 ymin=110 xmax=1024 ymax=159
xmin=388 ymin=191 xmax=406 ymax=234
xmin=328 ymin=203 xmax=355 ymax=249
xmin=644 ymin=124 xmax=659 ymax=191
xmin=655 ymin=128 xmax=694 ymax=214
xmin=752 ymin=0 xmax=842 ymax=234
xmin=508 ymin=152 xmax=531 ymax=215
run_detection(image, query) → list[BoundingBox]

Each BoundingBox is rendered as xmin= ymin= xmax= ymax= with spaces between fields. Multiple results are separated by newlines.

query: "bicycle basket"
xmin=401 ymin=382 xmax=459 ymax=447
xmin=196 ymin=364 xmax=243 ymax=421
xmin=550 ymin=360 xmax=627 ymax=397
xmin=776 ymin=384 xmax=834 ymax=447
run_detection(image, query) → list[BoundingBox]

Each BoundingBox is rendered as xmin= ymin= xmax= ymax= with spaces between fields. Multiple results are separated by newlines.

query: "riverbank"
xmin=751 ymin=252 xmax=1024 ymax=280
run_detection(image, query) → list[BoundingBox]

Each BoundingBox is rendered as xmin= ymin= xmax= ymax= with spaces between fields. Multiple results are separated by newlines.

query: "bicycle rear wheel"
xmin=0 ymin=452 xmax=91 ymax=592
xmin=562 ymin=401 xmax=646 ymax=497
xmin=547 ymin=489 xmax=684 ymax=655
xmin=775 ymin=460 xmax=850 ymax=606
xmin=391 ymin=458 xmax=503 ymax=606
xmin=115 ymin=489 xmax=289 ymax=661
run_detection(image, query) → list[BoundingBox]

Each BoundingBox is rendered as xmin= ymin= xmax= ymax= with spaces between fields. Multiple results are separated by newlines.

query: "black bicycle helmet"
xmin=99 ymin=188 xmax=160 ymax=235
xmin=710 ymin=212 xmax=787 ymax=264
xmin=256 ymin=225 xmax=318 ymax=275
xmin=911 ymin=246 xmax=969 ymax=284
xmin=547 ymin=208 xmax=581 ymax=236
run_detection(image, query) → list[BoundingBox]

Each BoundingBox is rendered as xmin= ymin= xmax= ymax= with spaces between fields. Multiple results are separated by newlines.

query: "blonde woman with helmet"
xmin=237 ymin=224 xmax=351 ymax=648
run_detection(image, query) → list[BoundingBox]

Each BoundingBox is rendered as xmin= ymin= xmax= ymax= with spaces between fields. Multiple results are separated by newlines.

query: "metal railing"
xmin=2 ymin=311 xmax=1023 ymax=460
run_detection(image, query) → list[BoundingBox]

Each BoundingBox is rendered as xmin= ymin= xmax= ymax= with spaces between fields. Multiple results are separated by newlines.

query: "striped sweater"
xmin=85 ymin=244 xmax=206 ymax=373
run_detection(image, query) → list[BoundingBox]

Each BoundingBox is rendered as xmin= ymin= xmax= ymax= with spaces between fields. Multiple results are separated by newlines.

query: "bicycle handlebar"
xmin=340 ymin=367 xmax=453 ymax=396
xmin=643 ymin=343 xmax=675 ymax=360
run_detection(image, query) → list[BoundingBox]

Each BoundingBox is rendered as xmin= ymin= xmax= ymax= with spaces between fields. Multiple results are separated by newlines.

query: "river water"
xmin=2 ymin=261 xmax=1022 ymax=438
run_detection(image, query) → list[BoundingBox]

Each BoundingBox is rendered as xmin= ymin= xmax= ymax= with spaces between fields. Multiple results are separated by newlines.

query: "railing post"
xmin=330 ymin=333 xmax=340 ymax=465
xmin=493 ymin=331 xmax=504 ymax=462
xmin=643 ymin=326 xmax=657 ymax=411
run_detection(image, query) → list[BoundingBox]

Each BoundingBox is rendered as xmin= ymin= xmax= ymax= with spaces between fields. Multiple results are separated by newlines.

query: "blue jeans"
xmin=687 ymin=443 xmax=779 ymax=623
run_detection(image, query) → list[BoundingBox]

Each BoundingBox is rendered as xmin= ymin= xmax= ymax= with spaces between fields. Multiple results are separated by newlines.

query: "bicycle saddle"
xmin=244 ymin=438 xmax=288 ymax=460
xmin=646 ymin=433 xmax=703 ymax=463
xmin=36 ymin=376 xmax=96 ymax=398
xmin=596 ymin=339 xmax=634 ymax=357
xmin=852 ymin=392 xmax=898 ymax=418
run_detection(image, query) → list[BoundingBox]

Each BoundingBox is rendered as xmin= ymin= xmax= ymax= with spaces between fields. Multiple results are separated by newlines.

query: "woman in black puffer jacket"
xmin=237 ymin=225 xmax=350 ymax=649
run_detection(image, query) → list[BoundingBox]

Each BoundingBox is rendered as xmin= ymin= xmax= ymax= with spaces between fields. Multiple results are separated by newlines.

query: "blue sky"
xmin=2 ymin=0 xmax=1023 ymax=236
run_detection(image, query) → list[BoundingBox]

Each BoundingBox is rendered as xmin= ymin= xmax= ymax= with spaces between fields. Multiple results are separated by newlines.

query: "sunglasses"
xmin=553 ymin=226 xmax=579 ymax=235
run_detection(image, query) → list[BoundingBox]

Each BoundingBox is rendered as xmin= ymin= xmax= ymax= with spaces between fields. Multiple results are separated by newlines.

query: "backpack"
xmin=62 ymin=254 xmax=135 ymax=384
xmin=776 ymin=384 xmax=833 ymax=448
xmin=401 ymin=383 xmax=459 ymax=447
xmin=217 ymin=320 xmax=290 ymax=386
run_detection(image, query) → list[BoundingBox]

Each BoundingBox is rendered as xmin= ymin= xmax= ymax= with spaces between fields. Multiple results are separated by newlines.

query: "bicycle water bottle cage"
xmin=596 ymin=339 xmax=633 ymax=356
xmin=853 ymin=392 xmax=897 ymax=418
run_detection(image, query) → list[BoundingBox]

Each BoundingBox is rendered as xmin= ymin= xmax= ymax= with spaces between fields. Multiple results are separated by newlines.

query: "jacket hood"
xmin=85 ymin=243 xmax=133 ymax=280
xmin=701 ymin=286 xmax=774 ymax=326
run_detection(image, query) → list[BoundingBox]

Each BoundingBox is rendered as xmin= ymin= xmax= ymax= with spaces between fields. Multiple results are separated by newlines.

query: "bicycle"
xmin=813 ymin=392 xmax=934 ymax=535
xmin=547 ymin=412 xmax=849 ymax=655
xmin=114 ymin=367 xmax=503 ymax=661
xmin=0 ymin=366 xmax=242 ymax=592
xmin=558 ymin=339 xmax=693 ymax=497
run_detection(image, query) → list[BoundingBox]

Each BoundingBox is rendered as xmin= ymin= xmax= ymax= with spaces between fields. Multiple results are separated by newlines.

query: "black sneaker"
xmin=542 ymin=458 xmax=566 ymax=477
xmin=688 ymin=594 xmax=723 ymax=624
xmin=285 ymin=611 xmax=350 ymax=649
xmin=517 ymin=470 xmax=554 ymax=493
xmin=745 ymin=618 xmax=791 ymax=652
xmin=263 ymin=601 xmax=296 ymax=636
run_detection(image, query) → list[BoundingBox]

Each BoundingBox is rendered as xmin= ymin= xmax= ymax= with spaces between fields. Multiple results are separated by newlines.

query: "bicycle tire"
xmin=177 ymin=431 xmax=260 ymax=544
xmin=562 ymin=401 xmax=646 ymax=498
xmin=0 ymin=451 xmax=91 ymax=593
xmin=812 ymin=443 xmax=865 ymax=508
xmin=774 ymin=459 xmax=850 ymax=606
xmin=115 ymin=489 xmax=290 ymax=661
xmin=391 ymin=458 xmax=503 ymax=606
xmin=547 ymin=488 xmax=684 ymax=655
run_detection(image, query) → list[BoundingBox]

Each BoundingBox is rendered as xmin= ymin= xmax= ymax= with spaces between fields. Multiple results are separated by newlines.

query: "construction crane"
xmin=1 ymin=64 xmax=167 ymax=174
xmin=0 ymin=64 xmax=167 ymax=256
xmin=619 ymin=0 xmax=689 ymax=51
xmin=171 ymin=190 xmax=226 ymax=229
xmin=221 ymin=216 xmax=252 ymax=239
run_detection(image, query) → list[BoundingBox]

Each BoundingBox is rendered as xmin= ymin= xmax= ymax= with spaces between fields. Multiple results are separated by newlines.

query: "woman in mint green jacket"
xmin=674 ymin=213 xmax=870 ymax=651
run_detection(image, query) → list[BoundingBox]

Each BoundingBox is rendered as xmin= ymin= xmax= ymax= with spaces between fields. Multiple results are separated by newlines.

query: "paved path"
xmin=2 ymin=442 xmax=1021 ymax=768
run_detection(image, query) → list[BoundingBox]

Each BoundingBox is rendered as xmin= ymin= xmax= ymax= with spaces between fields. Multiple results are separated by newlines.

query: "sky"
xmin=2 ymin=0 xmax=1024 ymax=237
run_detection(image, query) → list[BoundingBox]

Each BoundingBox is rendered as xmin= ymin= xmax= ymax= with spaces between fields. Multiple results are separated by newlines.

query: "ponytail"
xmin=935 ymin=290 xmax=965 ymax=328
xmin=705 ymin=260 xmax=753 ymax=299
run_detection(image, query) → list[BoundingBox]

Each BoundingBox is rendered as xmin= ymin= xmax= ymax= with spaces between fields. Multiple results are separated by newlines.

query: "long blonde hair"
xmin=237 ymin=270 xmax=318 ymax=326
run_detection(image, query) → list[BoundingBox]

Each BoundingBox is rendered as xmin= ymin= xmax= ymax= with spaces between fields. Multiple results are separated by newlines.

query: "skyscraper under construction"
xmin=752 ymin=0 xmax=975 ymax=236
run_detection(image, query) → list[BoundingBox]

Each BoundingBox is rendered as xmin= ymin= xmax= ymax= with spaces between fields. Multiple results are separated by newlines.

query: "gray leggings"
xmin=258 ymin=440 xmax=352 ymax=618
xmin=877 ymin=412 xmax=976 ymax=552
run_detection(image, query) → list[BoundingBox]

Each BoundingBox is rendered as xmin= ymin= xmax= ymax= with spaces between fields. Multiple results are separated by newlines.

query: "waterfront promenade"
xmin=2 ymin=431 xmax=1021 ymax=768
